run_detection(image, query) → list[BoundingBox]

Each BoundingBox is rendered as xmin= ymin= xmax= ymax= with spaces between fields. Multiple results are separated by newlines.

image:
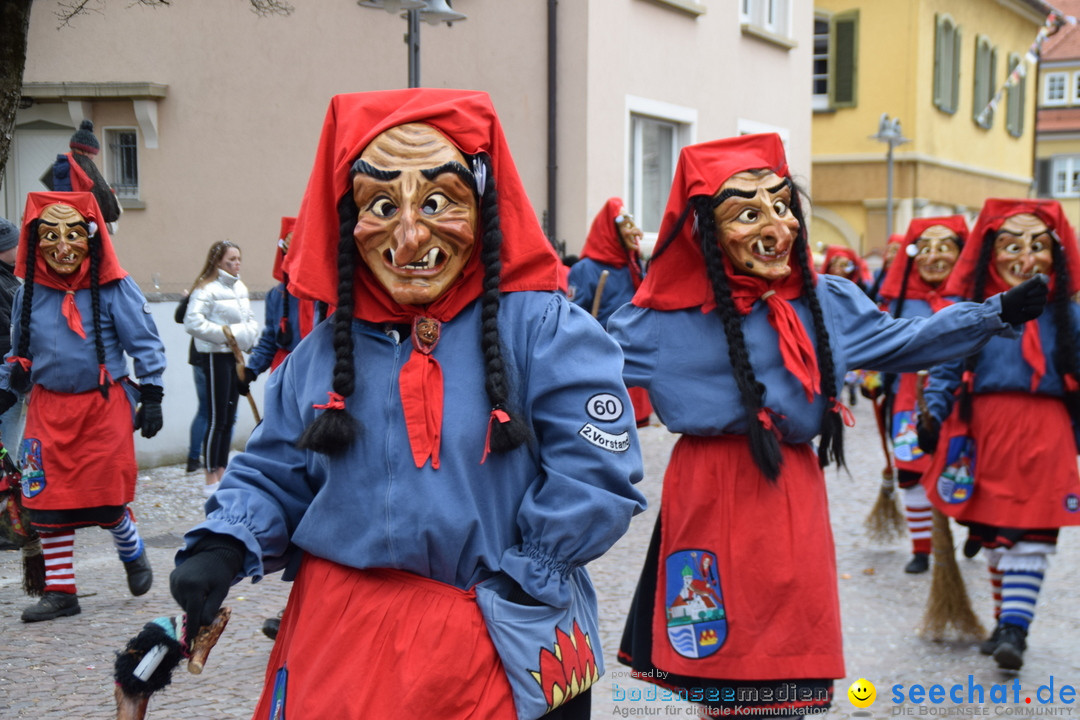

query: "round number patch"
xmin=586 ymin=393 xmax=623 ymax=422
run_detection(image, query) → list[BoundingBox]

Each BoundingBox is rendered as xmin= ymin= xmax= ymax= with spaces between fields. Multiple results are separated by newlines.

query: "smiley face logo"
xmin=848 ymin=678 xmax=876 ymax=708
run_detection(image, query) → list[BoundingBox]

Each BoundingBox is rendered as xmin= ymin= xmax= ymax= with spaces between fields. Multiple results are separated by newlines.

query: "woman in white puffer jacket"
xmin=184 ymin=240 xmax=259 ymax=496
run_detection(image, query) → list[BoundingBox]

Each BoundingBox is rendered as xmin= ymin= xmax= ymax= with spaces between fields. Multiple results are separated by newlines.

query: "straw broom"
xmin=914 ymin=372 xmax=985 ymax=641
xmin=863 ymin=380 xmax=905 ymax=542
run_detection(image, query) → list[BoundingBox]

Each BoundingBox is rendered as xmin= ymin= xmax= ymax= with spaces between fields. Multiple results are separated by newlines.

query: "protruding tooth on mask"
xmin=755 ymin=240 xmax=766 ymax=256
xmin=425 ymin=248 xmax=439 ymax=269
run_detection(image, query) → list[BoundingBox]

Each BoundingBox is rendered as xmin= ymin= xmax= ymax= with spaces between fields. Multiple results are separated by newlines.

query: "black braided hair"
xmin=295 ymin=193 xmax=362 ymax=453
xmin=277 ymin=274 xmax=294 ymax=348
xmin=89 ymin=238 xmax=109 ymax=399
xmin=957 ymin=228 xmax=998 ymax=423
xmin=789 ymin=186 xmax=844 ymax=472
xmin=694 ymin=196 xmax=781 ymax=480
xmin=475 ymin=152 xmax=530 ymax=452
xmin=1050 ymin=239 xmax=1080 ymax=424
xmin=891 ymin=252 xmax=917 ymax=322
xmin=10 ymin=222 xmax=40 ymax=394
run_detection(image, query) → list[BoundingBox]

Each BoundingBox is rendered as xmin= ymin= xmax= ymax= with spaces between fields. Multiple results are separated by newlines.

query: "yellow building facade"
xmin=811 ymin=0 xmax=1051 ymax=261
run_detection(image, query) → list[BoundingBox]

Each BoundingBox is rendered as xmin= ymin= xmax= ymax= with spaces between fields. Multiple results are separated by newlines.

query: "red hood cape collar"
xmin=284 ymin=89 xmax=563 ymax=324
xmin=631 ymin=133 xmax=815 ymax=311
xmin=17 ymin=191 xmax=127 ymax=289
xmin=945 ymin=198 xmax=1080 ymax=298
xmin=878 ymin=215 xmax=969 ymax=302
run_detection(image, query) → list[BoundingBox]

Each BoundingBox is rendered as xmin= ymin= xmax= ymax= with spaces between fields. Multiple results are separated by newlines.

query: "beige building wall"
xmin=13 ymin=0 xmax=812 ymax=293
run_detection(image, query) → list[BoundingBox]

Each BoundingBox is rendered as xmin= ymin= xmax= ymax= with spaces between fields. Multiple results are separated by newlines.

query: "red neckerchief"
xmin=581 ymin=197 xmax=644 ymax=289
xmin=721 ymin=255 xmax=820 ymax=403
xmin=284 ymin=90 xmax=564 ymax=469
xmin=903 ymin=273 xmax=954 ymax=313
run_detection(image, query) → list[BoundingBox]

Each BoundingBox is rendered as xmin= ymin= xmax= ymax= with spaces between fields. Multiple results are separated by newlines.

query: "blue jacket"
xmin=0 ymin=277 xmax=165 ymax=394
xmin=568 ymin=258 xmax=640 ymax=327
xmin=246 ymin=283 xmax=302 ymax=377
xmin=178 ymin=291 xmax=647 ymax=609
xmin=608 ymin=274 xmax=1012 ymax=442
xmin=924 ymin=302 xmax=1080 ymax=422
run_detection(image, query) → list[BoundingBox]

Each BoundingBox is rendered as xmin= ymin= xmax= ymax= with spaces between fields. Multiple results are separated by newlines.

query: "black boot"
xmin=124 ymin=551 xmax=153 ymax=596
xmin=21 ymin=591 xmax=81 ymax=623
xmin=186 ymin=457 xmax=201 ymax=473
xmin=979 ymin=623 xmax=1003 ymax=655
xmin=262 ymin=609 xmax=284 ymax=640
xmin=992 ymin=624 xmax=1028 ymax=671
xmin=905 ymin=552 xmax=930 ymax=574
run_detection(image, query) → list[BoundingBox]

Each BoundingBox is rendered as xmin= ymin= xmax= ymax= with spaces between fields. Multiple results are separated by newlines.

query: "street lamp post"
xmin=357 ymin=0 xmax=466 ymax=88
xmin=870 ymin=113 xmax=910 ymax=239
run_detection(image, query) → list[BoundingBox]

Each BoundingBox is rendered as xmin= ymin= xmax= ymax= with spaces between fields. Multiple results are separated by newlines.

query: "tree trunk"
xmin=0 ymin=0 xmax=33 ymax=186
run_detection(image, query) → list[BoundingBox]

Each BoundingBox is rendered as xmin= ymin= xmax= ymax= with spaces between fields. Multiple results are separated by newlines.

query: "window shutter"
xmin=831 ymin=11 xmax=859 ymax=108
xmin=950 ymin=26 xmax=962 ymax=113
xmin=1035 ymin=158 xmax=1052 ymax=197
xmin=973 ymin=41 xmax=987 ymax=126
xmin=934 ymin=15 xmax=945 ymax=108
xmin=1007 ymin=55 xmax=1025 ymax=137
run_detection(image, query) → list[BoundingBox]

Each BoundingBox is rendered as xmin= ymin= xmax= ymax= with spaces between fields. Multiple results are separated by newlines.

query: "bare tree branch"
xmin=57 ymin=0 xmax=291 ymax=28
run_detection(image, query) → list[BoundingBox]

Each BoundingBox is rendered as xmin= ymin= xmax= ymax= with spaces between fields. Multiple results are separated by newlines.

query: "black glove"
xmin=0 ymin=389 xmax=17 ymax=418
xmin=170 ymin=533 xmax=245 ymax=647
xmin=134 ymin=384 xmax=163 ymax=439
xmin=238 ymin=368 xmax=256 ymax=397
xmin=999 ymin=274 xmax=1049 ymax=325
xmin=916 ymin=415 xmax=941 ymax=454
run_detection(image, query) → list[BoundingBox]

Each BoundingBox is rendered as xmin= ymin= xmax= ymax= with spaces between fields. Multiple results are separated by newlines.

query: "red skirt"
xmin=252 ymin=557 xmax=517 ymax=720
xmin=628 ymin=386 xmax=653 ymax=427
xmin=20 ymin=383 xmax=135 ymax=511
xmin=922 ymin=393 xmax=1080 ymax=528
xmin=649 ymin=435 xmax=844 ymax=681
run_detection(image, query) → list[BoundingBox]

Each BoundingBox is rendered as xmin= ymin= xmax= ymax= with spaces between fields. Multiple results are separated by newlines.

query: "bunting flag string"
xmin=976 ymin=12 xmax=1072 ymax=127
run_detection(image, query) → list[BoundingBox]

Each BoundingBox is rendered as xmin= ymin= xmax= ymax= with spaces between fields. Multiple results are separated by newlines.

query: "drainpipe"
xmin=547 ymin=0 xmax=560 ymax=256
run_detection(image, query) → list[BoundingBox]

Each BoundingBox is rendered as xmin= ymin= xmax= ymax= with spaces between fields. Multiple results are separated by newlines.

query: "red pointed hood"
xmin=272 ymin=216 xmax=297 ymax=283
xmin=878 ymin=215 xmax=969 ymax=301
xmin=17 ymin=191 xmax=127 ymax=288
xmin=284 ymin=89 xmax=563 ymax=322
xmin=581 ymin=197 xmax=635 ymax=268
xmin=632 ymin=133 xmax=813 ymax=310
xmin=945 ymin=198 xmax=1080 ymax=298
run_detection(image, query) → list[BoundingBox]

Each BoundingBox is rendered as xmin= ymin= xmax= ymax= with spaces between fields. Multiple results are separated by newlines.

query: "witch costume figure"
xmin=0 ymin=191 xmax=165 ymax=623
xmin=568 ymin=197 xmax=652 ymax=426
xmin=918 ymin=198 xmax=1080 ymax=672
xmin=168 ymin=89 xmax=646 ymax=720
xmin=608 ymin=133 xmax=1047 ymax=715
xmin=877 ymin=215 xmax=968 ymax=574
xmin=244 ymin=216 xmax=326 ymax=382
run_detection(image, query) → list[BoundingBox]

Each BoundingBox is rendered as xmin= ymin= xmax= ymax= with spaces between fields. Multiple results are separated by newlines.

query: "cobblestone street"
xmin=0 ymin=397 xmax=1077 ymax=718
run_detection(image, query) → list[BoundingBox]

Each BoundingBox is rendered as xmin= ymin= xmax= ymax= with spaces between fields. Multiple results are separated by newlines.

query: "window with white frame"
xmin=1073 ymin=72 xmax=1080 ymax=104
xmin=813 ymin=16 xmax=830 ymax=110
xmin=629 ymin=115 xmax=680 ymax=237
xmin=106 ymin=128 xmax=139 ymax=200
xmin=813 ymin=10 xmax=858 ymax=112
xmin=1051 ymin=156 xmax=1080 ymax=198
xmin=1044 ymin=71 xmax=1068 ymax=106
xmin=741 ymin=0 xmax=792 ymax=40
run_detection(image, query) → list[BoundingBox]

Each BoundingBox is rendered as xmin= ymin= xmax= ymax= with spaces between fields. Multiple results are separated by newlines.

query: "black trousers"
xmin=201 ymin=352 xmax=239 ymax=469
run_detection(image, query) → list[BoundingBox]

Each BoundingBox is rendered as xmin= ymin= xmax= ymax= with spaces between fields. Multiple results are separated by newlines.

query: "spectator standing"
xmin=183 ymin=241 xmax=258 ymax=498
